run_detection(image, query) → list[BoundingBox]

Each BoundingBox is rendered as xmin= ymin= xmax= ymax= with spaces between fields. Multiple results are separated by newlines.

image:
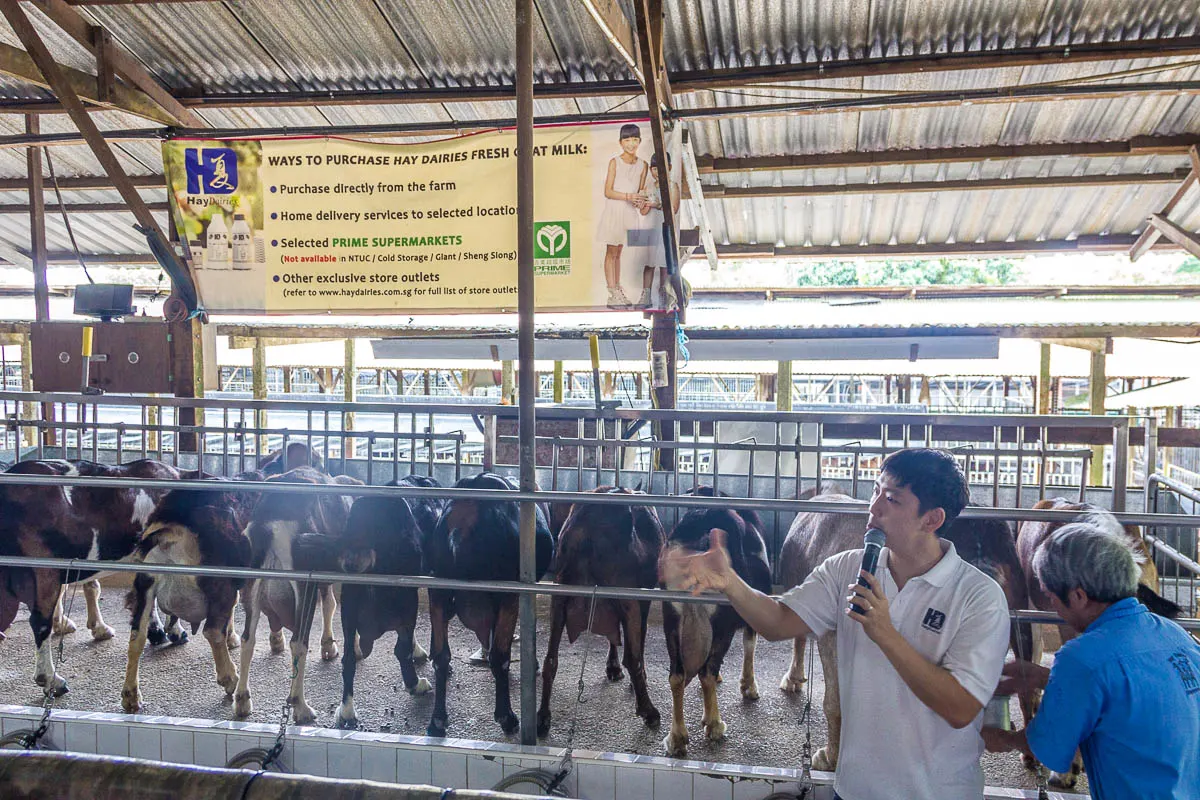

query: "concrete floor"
xmin=0 ymin=582 xmax=1083 ymax=795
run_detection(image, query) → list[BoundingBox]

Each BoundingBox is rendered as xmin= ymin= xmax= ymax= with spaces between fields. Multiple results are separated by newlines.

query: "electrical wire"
xmin=44 ymin=148 xmax=95 ymax=285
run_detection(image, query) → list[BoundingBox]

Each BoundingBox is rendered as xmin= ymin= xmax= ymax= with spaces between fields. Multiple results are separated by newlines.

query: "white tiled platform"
xmin=0 ymin=705 xmax=1076 ymax=799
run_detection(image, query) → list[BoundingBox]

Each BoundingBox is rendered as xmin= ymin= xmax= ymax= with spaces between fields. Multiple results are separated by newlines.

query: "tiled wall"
xmin=0 ymin=706 xmax=1066 ymax=800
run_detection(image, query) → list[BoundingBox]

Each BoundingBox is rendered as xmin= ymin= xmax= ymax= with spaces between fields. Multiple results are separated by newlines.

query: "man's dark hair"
xmin=880 ymin=448 xmax=969 ymax=533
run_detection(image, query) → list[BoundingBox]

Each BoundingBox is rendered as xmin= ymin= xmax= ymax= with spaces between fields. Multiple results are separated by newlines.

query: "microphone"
xmin=850 ymin=528 xmax=887 ymax=615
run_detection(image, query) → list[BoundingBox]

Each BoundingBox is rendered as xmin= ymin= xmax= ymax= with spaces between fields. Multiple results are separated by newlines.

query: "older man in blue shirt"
xmin=984 ymin=521 xmax=1200 ymax=800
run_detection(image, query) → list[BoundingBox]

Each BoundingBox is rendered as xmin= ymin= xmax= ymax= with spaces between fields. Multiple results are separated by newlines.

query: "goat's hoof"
xmin=606 ymin=663 xmax=624 ymax=681
xmin=741 ymin=679 xmax=760 ymax=701
xmin=121 ymin=687 xmax=142 ymax=714
xmin=53 ymin=617 xmax=77 ymax=637
xmin=1050 ymin=769 xmax=1080 ymax=790
xmin=233 ymin=691 xmax=253 ymax=718
xmin=704 ymin=719 xmax=727 ymax=742
xmin=217 ymin=673 xmax=238 ymax=696
xmin=715 ymin=672 xmax=723 ymax=684
xmin=91 ymin=624 xmax=116 ymax=643
xmin=536 ymin=711 xmax=551 ymax=738
xmin=167 ymin=629 xmax=188 ymax=646
xmin=409 ymin=677 xmax=432 ymax=695
xmin=427 ymin=718 xmax=448 ymax=738
xmin=321 ymin=638 xmax=339 ymax=661
xmin=640 ymin=705 xmax=661 ymax=729
xmin=146 ymin=626 xmax=167 ymax=647
xmin=496 ymin=712 xmax=519 ymax=735
xmin=812 ymin=747 xmax=837 ymax=772
xmin=35 ymin=673 xmax=68 ymax=697
xmin=269 ymin=631 xmax=285 ymax=654
xmin=336 ymin=714 xmax=358 ymax=731
xmin=412 ymin=640 xmax=429 ymax=662
xmin=226 ymin=633 xmax=239 ymax=650
xmin=1021 ymin=753 xmax=1039 ymax=771
xmin=663 ymin=729 xmax=688 ymax=757
xmin=292 ymin=704 xmax=317 ymax=726
xmin=778 ymin=673 xmax=806 ymax=693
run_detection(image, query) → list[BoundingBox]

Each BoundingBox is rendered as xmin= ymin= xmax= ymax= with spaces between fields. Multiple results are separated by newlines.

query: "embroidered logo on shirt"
xmin=1169 ymin=650 xmax=1200 ymax=696
xmin=921 ymin=607 xmax=947 ymax=633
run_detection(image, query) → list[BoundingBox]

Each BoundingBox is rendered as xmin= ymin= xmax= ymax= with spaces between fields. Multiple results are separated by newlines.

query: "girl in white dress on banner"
xmin=638 ymin=153 xmax=681 ymax=311
xmin=596 ymin=123 xmax=649 ymax=308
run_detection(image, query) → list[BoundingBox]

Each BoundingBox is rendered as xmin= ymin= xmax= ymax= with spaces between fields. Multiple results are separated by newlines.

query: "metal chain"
xmin=546 ymin=586 xmax=600 ymax=795
xmin=795 ymin=636 xmax=816 ymax=798
xmin=23 ymin=565 xmax=81 ymax=750
xmin=261 ymin=574 xmax=318 ymax=770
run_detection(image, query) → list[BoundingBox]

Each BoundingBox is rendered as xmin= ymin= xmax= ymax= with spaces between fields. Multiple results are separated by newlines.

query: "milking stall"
xmin=1 ymin=1 xmax=1200 ymax=799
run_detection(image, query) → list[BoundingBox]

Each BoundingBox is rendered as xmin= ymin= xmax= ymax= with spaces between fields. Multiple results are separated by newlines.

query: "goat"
xmin=335 ymin=474 xmax=445 ymax=729
xmin=537 ymin=486 xmax=664 ymax=737
xmin=425 ymin=473 xmax=554 ymax=737
xmin=660 ymin=489 xmax=772 ymax=757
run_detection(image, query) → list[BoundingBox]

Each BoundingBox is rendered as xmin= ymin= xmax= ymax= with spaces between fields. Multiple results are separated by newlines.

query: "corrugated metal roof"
xmin=0 ymin=1 xmax=1198 ymax=264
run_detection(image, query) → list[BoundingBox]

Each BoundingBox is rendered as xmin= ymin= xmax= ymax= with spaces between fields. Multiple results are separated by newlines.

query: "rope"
xmin=675 ymin=316 xmax=690 ymax=368
xmin=44 ymin=151 xmax=94 ymax=285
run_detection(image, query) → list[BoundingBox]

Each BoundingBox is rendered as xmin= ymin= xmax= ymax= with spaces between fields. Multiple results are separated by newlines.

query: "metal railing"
xmin=1145 ymin=471 xmax=1200 ymax=617
xmin=0 ymin=392 xmax=1139 ymax=571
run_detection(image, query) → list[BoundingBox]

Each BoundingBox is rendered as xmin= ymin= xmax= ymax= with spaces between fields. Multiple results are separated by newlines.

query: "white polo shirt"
xmin=781 ymin=541 xmax=1010 ymax=800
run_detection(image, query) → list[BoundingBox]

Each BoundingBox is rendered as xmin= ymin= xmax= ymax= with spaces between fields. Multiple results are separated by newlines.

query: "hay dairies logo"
xmin=185 ymin=147 xmax=238 ymax=194
xmin=533 ymin=221 xmax=571 ymax=276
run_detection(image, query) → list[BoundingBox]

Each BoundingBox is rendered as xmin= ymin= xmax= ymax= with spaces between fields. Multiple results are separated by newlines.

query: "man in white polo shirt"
xmin=661 ymin=448 xmax=1010 ymax=800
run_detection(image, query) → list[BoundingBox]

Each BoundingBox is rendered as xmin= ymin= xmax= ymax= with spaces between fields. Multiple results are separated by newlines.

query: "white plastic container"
xmin=205 ymin=211 xmax=230 ymax=270
xmin=231 ymin=208 xmax=253 ymax=270
xmin=188 ymin=239 xmax=205 ymax=270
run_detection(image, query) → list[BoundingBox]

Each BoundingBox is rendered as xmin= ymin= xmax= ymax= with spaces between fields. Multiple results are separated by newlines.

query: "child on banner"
xmin=596 ymin=123 xmax=649 ymax=308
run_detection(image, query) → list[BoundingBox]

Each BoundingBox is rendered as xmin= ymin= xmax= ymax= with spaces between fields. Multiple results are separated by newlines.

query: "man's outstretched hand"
xmin=659 ymin=528 xmax=734 ymax=595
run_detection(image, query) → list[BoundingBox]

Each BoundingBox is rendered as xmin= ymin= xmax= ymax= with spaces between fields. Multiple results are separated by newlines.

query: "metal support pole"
xmin=1143 ymin=417 xmax=1159 ymax=495
xmin=1111 ymin=419 xmax=1129 ymax=512
xmin=515 ymin=0 xmax=539 ymax=747
xmin=19 ymin=332 xmax=34 ymax=448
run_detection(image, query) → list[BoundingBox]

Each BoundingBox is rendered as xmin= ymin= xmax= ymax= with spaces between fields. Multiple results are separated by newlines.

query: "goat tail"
xmin=1136 ymin=583 xmax=1183 ymax=619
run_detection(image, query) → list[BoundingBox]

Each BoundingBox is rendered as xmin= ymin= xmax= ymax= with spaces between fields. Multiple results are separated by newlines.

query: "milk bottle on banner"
xmin=231 ymin=202 xmax=253 ymax=270
xmin=188 ymin=238 xmax=205 ymax=270
xmin=205 ymin=211 xmax=230 ymax=270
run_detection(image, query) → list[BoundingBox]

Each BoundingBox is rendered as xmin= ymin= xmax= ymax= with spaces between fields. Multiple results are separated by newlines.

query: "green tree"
xmin=790 ymin=258 xmax=1018 ymax=287
xmin=1177 ymin=256 xmax=1200 ymax=276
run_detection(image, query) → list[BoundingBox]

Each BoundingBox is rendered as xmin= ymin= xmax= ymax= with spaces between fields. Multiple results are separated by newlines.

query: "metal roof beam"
xmin=30 ymin=0 xmax=207 ymax=127
xmin=670 ymin=36 xmax=1200 ymax=92
xmin=0 ymin=201 xmax=168 ymax=214
xmin=0 ymin=175 xmax=163 ymax=191
xmin=706 ymin=170 xmax=1190 ymax=199
xmin=704 ymin=235 xmax=1177 ymax=259
xmin=0 ymin=41 xmax=178 ymax=124
xmin=1129 ymin=145 xmax=1200 ymax=261
xmin=695 ymin=137 xmax=1200 ymax=173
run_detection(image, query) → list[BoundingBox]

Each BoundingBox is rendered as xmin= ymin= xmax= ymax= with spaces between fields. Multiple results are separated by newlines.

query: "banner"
xmin=162 ymin=120 xmax=684 ymax=315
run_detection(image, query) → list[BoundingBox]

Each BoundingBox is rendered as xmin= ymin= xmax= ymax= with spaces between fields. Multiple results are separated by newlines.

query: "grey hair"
xmin=1033 ymin=520 xmax=1142 ymax=604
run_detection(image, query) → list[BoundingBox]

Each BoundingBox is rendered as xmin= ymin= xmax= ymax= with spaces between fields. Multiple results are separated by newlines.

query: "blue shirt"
xmin=1026 ymin=597 xmax=1200 ymax=800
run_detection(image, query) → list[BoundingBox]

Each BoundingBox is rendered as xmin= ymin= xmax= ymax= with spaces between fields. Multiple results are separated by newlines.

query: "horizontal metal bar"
xmin=497 ymin=434 xmax=1095 ymax=458
xmin=1146 ymin=535 xmax=1200 ymax=576
xmin=0 ymin=391 xmax=1132 ymax=429
xmin=15 ymin=419 xmax=467 ymax=443
xmin=0 ymin=554 xmax=1196 ymax=631
xmin=0 ymin=472 xmax=1196 ymax=527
